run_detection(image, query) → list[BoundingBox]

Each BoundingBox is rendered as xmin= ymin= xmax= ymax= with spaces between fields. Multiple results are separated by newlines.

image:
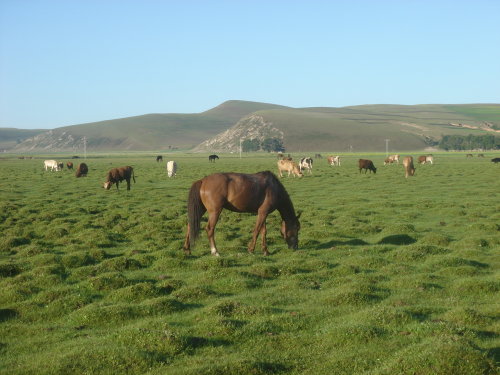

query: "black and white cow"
xmin=299 ymin=157 xmax=313 ymax=174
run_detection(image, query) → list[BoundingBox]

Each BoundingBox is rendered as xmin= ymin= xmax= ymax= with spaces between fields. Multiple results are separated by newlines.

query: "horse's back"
xmin=200 ymin=171 xmax=277 ymax=212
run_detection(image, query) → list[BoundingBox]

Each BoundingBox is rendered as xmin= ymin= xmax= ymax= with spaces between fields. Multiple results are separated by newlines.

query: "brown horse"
xmin=183 ymin=171 xmax=301 ymax=256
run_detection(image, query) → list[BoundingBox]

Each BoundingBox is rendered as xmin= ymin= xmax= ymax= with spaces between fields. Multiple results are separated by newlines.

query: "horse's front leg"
xmin=248 ymin=213 xmax=267 ymax=254
xmin=206 ymin=210 xmax=222 ymax=256
xmin=259 ymin=222 xmax=269 ymax=256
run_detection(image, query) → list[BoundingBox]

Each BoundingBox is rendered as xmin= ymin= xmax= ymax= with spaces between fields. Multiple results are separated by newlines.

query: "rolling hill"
xmin=4 ymin=101 xmax=500 ymax=153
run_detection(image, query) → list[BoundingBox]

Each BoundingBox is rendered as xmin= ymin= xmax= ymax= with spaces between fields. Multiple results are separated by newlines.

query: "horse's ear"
xmin=296 ymin=210 xmax=302 ymax=219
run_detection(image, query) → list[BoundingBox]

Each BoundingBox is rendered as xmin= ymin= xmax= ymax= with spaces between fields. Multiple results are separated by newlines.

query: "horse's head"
xmin=281 ymin=212 xmax=301 ymax=250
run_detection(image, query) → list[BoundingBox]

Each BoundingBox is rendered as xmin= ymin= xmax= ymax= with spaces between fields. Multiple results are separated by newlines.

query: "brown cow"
xmin=358 ymin=159 xmax=377 ymax=174
xmin=66 ymin=162 xmax=73 ymax=170
xmin=277 ymin=159 xmax=303 ymax=178
xmin=103 ymin=166 xmax=136 ymax=190
xmin=466 ymin=154 xmax=473 ymax=158
xmin=75 ymin=163 xmax=88 ymax=177
xmin=403 ymin=156 xmax=416 ymax=178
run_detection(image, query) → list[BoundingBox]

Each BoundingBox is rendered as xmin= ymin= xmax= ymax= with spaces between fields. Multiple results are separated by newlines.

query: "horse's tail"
xmin=131 ymin=167 xmax=136 ymax=183
xmin=187 ymin=179 xmax=204 ymax=244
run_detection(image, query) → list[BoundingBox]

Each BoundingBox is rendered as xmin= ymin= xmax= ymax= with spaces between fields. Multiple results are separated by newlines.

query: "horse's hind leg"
xmin=183 ymin=223 xmax=192 ymax=255
xmin=206 ymin=209 xmax=222 ymax=256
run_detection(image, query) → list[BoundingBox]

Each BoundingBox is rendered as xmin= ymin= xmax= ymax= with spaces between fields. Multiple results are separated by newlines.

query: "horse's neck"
xmin=277 ymin=196 xmax=296 ymax=223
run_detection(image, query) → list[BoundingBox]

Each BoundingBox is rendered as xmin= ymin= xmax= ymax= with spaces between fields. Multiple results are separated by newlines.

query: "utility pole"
xmin=83 ymin=136 xmax=87 ymax=159
xmin=239 ymin=138 xmax=242 ymax=158
xmin=385 ymin=139 xmax=390 ymax=157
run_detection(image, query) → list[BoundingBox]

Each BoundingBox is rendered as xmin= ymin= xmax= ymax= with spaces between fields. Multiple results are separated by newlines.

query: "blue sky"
xmin=1 ymin=0 xmax=499 ymax=129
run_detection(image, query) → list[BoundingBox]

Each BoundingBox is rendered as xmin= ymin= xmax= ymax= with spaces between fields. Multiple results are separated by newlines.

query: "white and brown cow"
xmin=327 ymin=155 xmax=341 ymax=166
xmin=103 ymin=166 xmax=136 ymax=190
xmin=277 ymin=159 xmax=303 ymax=178
xmin=384 ymin=154 xmax=400 ymax=165
xmin=403 ymin=156 xmax=416 ymax=178
xmin=418 ymin=155 xmax=434 ymax=164
xmin=166 ymin=160 xmax=177 ymax=177
xmin=298 ymin=157 xmax=313 ymax=174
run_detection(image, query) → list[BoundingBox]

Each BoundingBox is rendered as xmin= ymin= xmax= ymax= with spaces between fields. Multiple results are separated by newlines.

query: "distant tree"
xmin=262 ymin=138 xmax=285 ymax=152
xmin=242 ymin=139 xmax=261 ymax=152
xmin=439 ymin=134 xmax=500 ymax=150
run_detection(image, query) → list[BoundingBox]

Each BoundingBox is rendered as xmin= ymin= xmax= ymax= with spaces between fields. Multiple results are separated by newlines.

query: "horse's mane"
xmin=257 ymin=171 xmax=296 ymax=215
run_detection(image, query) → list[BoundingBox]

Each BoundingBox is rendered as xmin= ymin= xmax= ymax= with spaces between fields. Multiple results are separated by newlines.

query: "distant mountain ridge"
xmin=2 ymin=101 xmax=499 ymax=152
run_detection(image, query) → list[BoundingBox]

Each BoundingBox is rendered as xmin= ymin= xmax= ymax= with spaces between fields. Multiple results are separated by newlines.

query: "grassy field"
xmin=0 ymin=152 xmax=499 ymax=374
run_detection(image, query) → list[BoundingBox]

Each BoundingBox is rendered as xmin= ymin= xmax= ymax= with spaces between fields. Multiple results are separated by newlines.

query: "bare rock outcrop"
xmin=193 ymin=115 xmax=284 ymax=152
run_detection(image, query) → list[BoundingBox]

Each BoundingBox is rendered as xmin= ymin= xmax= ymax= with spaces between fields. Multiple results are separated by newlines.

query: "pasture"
xmin=0 ymin=152 xmax=499 ymax=374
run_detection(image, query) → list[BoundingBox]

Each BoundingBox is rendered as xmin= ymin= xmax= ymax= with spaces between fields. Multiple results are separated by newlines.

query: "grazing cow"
xmin=103 ymin=166 xmax=136 ymax=190
xmin=44 ymin=160 xmax=60 ymax=171
xmin=66 ymin=162 xmax=73 ymax=170
xmin=166 ymin=160 xmax=177 ymax=177
xmin=277 ymin=159 xmax=303 ymax=178
xmin=209 ymin=154 xmax=219 ymax=162
xmin=418 ymin=155 xmax=433 ymax=164
xmin=390 ymin=154 xmax=400 ymax=164
xmin=466 ymin=154 xmax=473 ymax=158
xmin=75 ymin=163 xmax=88 ymax=177
xmin=403 ymin=156 xmax=416 ymax=178
xmin=58 ymin=162 xmax=64 ymax=170
xmin=491 ymin=158 xmax=500 ymax=164
xmin=358 ymin=159 xmax=377 ymax=174
xmin=156 ymin=155 xmax=163 ymax=162
xmin=327 ymin=155 xmax=341 ymax=166
xmin=477 ymin=154 xmax=484 ymax=158
xmin=314 ymin=153 xmax=323 ymax=159
xmin=384 ymin=154 xmax=399 ymax=165
xmin=298 ymin=157 xmax=313 ymax=174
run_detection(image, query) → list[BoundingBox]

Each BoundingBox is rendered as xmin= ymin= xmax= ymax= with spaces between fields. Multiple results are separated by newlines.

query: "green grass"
xmin=0 ymin=152 xmax=499 ymax=374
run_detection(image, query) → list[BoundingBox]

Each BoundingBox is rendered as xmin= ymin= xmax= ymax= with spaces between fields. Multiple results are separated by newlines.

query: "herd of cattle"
xmin=276 ymin=154 xmax=435 ymax=179
xmin=41 ymin=152 xmax=499 ymax=191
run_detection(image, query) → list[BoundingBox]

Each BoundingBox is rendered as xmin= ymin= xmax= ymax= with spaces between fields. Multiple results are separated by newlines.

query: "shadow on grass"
xmin=378 ymin=234 xmax=416 ymax=245
xmin=0 ymin=308 xmax=18 ymax=322
xmin=487 ymin=346 xmax=500 ymax=364
xmin=316 ymin=238 xmax=368 ymax=250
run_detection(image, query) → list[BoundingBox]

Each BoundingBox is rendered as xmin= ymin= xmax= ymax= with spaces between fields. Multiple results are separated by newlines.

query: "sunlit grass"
xmin=0 ymin=152 xmax=498 ymax=374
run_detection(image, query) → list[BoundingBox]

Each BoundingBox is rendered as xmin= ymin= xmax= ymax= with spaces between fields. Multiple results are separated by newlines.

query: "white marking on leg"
xmin=211 ymin=246 xmax=220 ymax=256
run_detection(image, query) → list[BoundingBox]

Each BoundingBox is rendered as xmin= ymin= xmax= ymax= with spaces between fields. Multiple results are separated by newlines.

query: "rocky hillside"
xmin=193 ymin=115 xmax=284 ymax=153
xmin=3 ymin=101 xmax=500 ymax=153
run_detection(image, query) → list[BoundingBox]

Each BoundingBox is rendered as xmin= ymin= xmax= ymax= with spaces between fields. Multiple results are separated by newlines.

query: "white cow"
xmin=166 ymin=160 xmax=177 ymax=177
xmin=44 ymin=160 xmax=60 ymax=171
xmin=298 ymin=157 xmax=313 ymax=174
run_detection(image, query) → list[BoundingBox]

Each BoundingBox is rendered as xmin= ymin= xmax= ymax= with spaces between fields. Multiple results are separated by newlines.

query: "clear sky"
xmin=1 ymin=0 xmax=499 ymax=129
